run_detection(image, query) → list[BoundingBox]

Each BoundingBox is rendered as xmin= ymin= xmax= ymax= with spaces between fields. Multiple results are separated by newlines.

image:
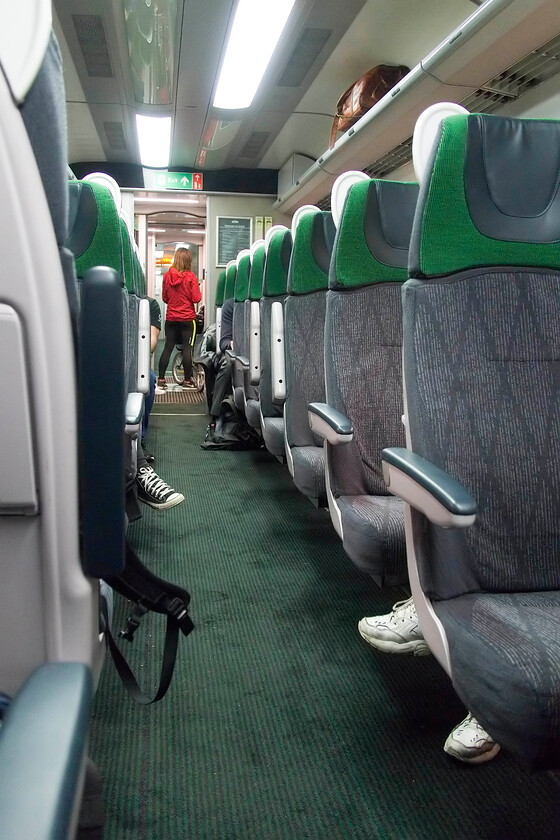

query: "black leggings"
xmin=158 ymin=320 xmax=195 ymax=380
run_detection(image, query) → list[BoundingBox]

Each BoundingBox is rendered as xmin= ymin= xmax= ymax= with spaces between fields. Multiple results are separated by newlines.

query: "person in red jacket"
xmin=158 ymin=247 xmax=202 ymax=388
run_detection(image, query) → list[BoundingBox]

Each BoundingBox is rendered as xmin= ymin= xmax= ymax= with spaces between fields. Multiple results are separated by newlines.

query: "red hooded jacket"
xmin=162 ymin=267 xmax=201 ymax=321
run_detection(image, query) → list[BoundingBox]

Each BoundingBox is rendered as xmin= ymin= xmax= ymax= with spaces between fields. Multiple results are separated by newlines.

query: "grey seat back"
xmin=260 ymin=228 xmax=292 ymax=419
xmin=403 ymin=111 xmax=560 ymax=768
xmin=328 ymin=180 xmax=418 ymax=495
xmin=284 ymin=210 xmax=335 ymax=500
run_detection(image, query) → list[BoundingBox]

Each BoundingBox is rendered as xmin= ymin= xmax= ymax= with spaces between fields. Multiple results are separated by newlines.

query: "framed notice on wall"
xmin=216 ymin=216 xmax=252 ymax=266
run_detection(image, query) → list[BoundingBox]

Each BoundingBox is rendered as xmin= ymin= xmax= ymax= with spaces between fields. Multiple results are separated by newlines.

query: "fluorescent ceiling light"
xmin=135 ymin=115 xmax=172 ymax=168
xmin=186 ymin=229 xmax=204 ymax=234
xmin=213 ymin=0 xmax=296 ymax=109
xmin=148 ymin=228 xmax=166 ymax=233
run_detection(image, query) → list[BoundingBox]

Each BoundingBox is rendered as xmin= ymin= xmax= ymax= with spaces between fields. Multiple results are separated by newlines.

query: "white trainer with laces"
xmin=444 ymin=713 xmax=501 ymax=764
xmin=136 ymin=465 xmax=185 ymax=510
xmin=357 ymin=596 xmax=430 ymax=656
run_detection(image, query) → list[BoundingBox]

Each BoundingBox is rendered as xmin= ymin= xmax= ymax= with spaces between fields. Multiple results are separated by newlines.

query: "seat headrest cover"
xmin=68 ymin=181 xmax=123 ymax=280
xmin=235 ymin=252 xmax=251 ymax=301
xmin=331 ymin=170 xmax=370 ymax=228
xmin=249 ymin=243 xmax=266 ymax=300
xmin=288 ymin=211 xmax=336 ymax=295
xmin=120 ymin=217 xmax=135 ymax=292
xmin=224 ymin=262 xmax=237 ymax=302
xmin=330 ymin=180 xmax=418 ymax=290
xmin=215 ymin=270 xmax=226 ymax=307
xmin=291 ymin=205 xmax=319 ymax=239
xmin=412 ymin=102 xmax=468 ymax=185
xmin=263 ymin=229 xmax=292 ymax=296
xmin=411 ymin=114 xmax=560 ymax=278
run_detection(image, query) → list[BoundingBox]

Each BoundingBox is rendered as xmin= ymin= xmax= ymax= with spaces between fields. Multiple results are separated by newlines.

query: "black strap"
xmin=102 ymin=540 xmax=195 ymax=704
xmin=104 ymin=616 xmax=180 ymax=705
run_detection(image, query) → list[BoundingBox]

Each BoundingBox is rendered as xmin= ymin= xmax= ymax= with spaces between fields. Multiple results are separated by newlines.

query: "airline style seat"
xmin=231 ymin=249 xmax=251 ymax=411
xmin=259 ymin=226 xmax=292 ymax=461
xmin=382 ymin=111 xmax=560 ymax=769
xmin=283 ymin=208 xmax=336 ymax=505
xmin=244 ymin=239 xmax=266 ymax=430
xmin=309 ymin=178 xmax=418 ymax=585
xmin=0 ymin=13 xmax=117 ymax=833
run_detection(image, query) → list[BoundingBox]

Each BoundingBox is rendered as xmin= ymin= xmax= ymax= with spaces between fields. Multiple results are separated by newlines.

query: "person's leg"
xmin=158 ymin=321 xmax=179 ymax=383
xmin=142 ymin=369 xmax=156 ymax=440
xmin=136 ymin=441 xmax=184 ymax=510
xmin=179 ymin=321 xmax=195 ymax=382
xmin=209 ymin=356 xmax=233 ymax=418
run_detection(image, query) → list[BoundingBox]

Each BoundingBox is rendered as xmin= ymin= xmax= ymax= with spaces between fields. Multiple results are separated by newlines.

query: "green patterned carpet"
xmin=90 ymin=408 xmax=560 ymax=840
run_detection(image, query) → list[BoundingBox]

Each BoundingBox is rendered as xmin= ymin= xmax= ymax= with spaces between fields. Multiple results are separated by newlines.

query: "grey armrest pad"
xmin=308 ymin=402 xmax=353 ymax=435
xmin=236 ymin=355 xmax=250 ymax=369
xmin=225 ymin=348 xmax=236 ymax=362
xmin=0 ymin=663 xmax=92 ymax=840
xmin=125 ymin=392 xmax=144 ymax=426
xmin=382 ymin=447 xmax=477 ymax=516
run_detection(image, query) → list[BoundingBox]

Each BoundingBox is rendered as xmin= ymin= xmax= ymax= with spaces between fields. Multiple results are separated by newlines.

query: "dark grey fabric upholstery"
xmin=284 ymin=293 xmax=327 ymax=501
xmin=433 ymin=591 xmax=560 ymax=769
xmin=403 ymin=268 xmax=560 ymax=600
xmin=337 ymin=495 xmax=405 ymax=581
xmin=324 ymin=284 xmax=407 ymax=582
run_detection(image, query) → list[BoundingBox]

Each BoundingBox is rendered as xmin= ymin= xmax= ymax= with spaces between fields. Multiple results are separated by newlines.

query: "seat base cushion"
xmin=291 ymin=445 xmax=326 ymax=503
xmin=246 ymin=398 xmax=261 ymax=430
xmin=262 ymin=416 xmax=285 ymax=458
xmin=337 ymin=494 xmax=406 ymax=583
xmin=434 ymin=591 xmax=560 ymax=770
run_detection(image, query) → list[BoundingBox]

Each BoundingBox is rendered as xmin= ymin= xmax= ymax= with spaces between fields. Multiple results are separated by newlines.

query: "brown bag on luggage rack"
xmin=329 ymin=64 xmax=410 ymax=148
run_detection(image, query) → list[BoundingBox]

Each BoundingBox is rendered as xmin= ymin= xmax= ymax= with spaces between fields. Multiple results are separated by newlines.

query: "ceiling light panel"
xmin=136 ymin=114 xmax=172 ymax=167
xmin=213 ymin=0 xmax=297 ymax=109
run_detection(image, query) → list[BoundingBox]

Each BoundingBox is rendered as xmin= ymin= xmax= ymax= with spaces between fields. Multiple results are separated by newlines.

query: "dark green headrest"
xmin=69 ymin=181 xmax=123 ymax=281
xmin=249 ymin=244 xmax=266 ymax=300
xmin=224 ymin=262 xmax=237 ymax=302
xmin=235 ymin=253 xmax=251 ymax=301
xmin=289 ymin=211 xmax=335 ymax=294
xmin=215 ymin=270 xmax=226 ymax=307
xmin=412 ymin=113 xmax=560 ymax=277
xmin=263 ymin=228 xmax=292 ymax=297
xmin=331 ymin=179 xmax=418 ymax=290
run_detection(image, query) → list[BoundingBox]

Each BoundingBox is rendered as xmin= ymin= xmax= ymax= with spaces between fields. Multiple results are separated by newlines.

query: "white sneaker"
xmin=357 ymin=596 xmax=430 ymax=655
xmin=444 ymin=713 xmax=501 ymax=764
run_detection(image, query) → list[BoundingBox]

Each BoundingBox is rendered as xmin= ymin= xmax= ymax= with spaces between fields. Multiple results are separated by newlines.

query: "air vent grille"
xmin=104 ymin=122 xmax=127 ymax=150
xmin=277 ymin=28 xmax=332 ymax=87
xmin=72 ymin=14 xmax=113 ymax=78
xmin=240 ymin=131 xmax=271 ymax=159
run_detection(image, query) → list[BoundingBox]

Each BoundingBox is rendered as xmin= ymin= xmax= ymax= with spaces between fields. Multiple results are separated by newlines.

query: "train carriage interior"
xmin=2 ymin=0 xmax=560 ymax=837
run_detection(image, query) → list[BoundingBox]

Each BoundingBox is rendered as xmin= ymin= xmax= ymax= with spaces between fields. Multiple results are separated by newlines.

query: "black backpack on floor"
xmin=201 ymin=396 xmax=262 ymax=451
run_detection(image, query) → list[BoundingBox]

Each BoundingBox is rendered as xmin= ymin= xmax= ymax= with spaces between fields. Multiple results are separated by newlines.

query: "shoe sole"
xmin=358 ymin=624 xmax=431 ymax=656
xmin=443 ymin=742 xmax=501 ymax=765
xmin=139 ymin=493 xmax=185 ymax=510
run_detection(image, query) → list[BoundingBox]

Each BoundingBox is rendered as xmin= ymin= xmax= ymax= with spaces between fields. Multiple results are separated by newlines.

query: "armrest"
xmin=136 ymin=297 xmax=150 ymax=395
xmin=308 ymin=402 xmax=353 ymax=445
xmin=271 ymin=300 xmax=285 ymax=403
xmin=382 ymin=447 xmax=477 ymax=529
xmin=0 ymin=663 xmax=92 ymax=840
xmin=125 ymin=391 xmax=144 ymax=432
xmin=236 ymin=355 xmax=250 ymax=370
xmin=225 ymin=348 xmax=236 ymax=362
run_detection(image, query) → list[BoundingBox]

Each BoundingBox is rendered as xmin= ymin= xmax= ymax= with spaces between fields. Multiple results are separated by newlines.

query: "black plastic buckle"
xmin=119 ymin=602 xmax=149 ymax=642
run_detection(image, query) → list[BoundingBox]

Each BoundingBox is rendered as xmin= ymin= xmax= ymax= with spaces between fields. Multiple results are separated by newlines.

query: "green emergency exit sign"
xmin=153 ymin=171 xmax=203 ymax=190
